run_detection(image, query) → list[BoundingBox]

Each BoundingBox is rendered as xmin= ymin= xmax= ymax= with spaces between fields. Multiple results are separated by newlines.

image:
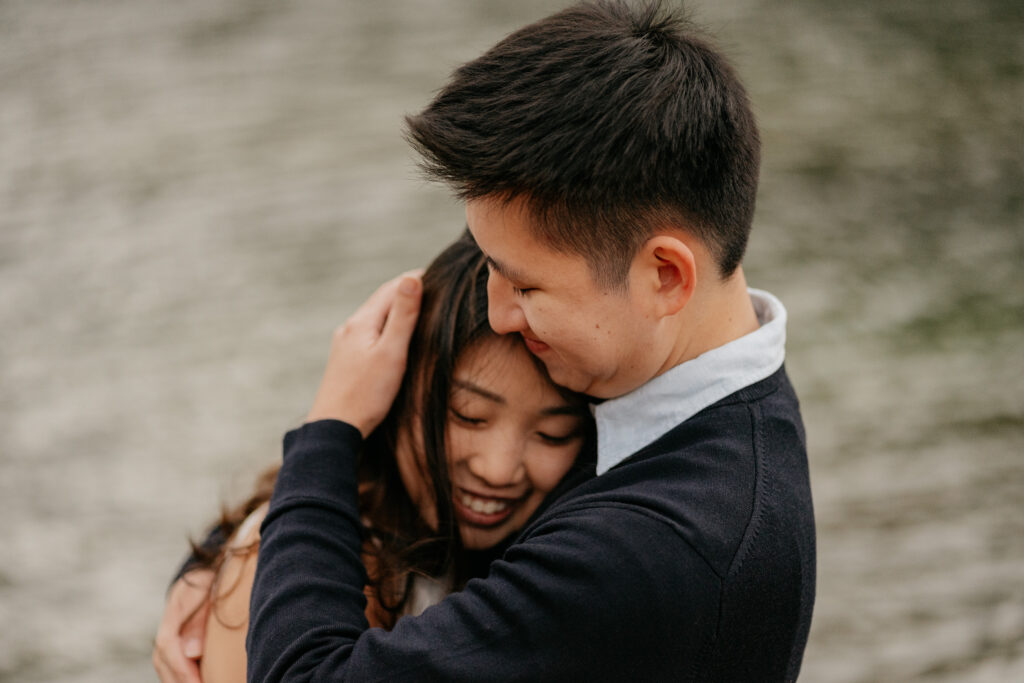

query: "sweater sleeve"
xmin=247 ymin=420 xmax=721 ymax=682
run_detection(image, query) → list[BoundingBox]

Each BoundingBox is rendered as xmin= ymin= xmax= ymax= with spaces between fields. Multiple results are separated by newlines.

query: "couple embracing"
xmin=155 ymin=2 xmax=815 ymax=681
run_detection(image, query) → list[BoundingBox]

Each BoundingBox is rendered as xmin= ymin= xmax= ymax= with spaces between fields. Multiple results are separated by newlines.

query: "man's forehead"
xmin=467 ymin=197 xmax=595 ymax=285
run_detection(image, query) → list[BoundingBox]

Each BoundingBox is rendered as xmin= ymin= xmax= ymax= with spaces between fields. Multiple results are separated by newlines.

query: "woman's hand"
xmin=152 ymin=568 xmax=214 ymax=683
xmin=306 ymin=271 xmax=423 ymax=437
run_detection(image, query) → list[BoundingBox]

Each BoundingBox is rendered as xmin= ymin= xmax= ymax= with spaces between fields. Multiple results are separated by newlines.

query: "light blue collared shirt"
xmin=592 ymin=289 xmax=788 ymax=475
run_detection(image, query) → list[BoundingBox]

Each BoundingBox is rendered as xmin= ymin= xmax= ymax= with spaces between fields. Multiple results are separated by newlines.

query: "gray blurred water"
xmin=1 ymin=1 xmax=1022 ymax=681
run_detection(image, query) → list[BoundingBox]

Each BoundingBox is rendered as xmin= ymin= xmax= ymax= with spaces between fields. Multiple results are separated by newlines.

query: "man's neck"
xmin=660 ymin=266 xmax=760 ymax=373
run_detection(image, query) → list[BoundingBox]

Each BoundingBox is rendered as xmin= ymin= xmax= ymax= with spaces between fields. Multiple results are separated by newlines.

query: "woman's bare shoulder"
xmin=199 ymin=502 xmax=268 ymax=683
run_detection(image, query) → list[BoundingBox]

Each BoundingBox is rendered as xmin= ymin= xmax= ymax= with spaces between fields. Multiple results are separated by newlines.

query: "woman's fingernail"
xmin=399 ymin=277 xmax=420 ymax=295
xmin=184 ymin=638 xmax=202 ymax=658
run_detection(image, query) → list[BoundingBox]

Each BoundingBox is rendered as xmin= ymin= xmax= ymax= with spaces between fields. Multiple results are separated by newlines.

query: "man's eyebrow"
xmin=484 ymin=256 xmax=528 ymax=284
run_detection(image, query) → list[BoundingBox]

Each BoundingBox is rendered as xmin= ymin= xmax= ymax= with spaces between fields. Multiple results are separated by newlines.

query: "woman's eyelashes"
xmin=536 ymin=429 xmax=582 ymax=445
xmin=450 ymin=407 xmax=485 ymax=425
xmin=450 ymin=406 xmax=581 ymax=444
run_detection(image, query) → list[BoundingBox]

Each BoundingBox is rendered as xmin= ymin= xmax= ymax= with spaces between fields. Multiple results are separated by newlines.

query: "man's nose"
xmin=486 ymin=272 xmax=528 ymax=335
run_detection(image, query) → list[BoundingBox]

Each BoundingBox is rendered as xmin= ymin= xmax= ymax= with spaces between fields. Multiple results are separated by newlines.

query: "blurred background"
xmin=1 ymin=0 xmax=1021 ymax=680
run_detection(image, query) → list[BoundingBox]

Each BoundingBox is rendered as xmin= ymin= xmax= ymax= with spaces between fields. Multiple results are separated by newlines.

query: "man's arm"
xmin=247 ymin=420 xmax=720 ymax=682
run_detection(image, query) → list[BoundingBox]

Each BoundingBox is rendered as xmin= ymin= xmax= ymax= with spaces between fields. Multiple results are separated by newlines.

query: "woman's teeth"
xmin=459 ymin=492 xmax=512 ymax=515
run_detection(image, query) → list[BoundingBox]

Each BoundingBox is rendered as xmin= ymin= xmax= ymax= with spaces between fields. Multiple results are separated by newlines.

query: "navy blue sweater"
xmin=248 ymin=367 xmax=815 ymax=681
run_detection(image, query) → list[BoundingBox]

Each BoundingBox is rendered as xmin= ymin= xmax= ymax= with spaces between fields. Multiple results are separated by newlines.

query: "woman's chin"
xmin=459 ymin=525 xmax=513 ymax=550
xmin=456 ymin=508 xmax=527 ymax=550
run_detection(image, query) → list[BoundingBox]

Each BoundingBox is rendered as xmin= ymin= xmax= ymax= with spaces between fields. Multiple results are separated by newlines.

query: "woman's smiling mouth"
xmin=454 ymin=488 xmax=524 ymax=527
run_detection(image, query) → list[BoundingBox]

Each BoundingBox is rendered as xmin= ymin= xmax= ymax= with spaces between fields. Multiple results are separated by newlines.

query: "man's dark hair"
xmin=406 ymin=0 xmax=760 ymax=286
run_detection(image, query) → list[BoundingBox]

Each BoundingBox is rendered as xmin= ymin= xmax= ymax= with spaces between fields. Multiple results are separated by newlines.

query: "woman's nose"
xmin=466 ymin=438 xmax=527 ymax=488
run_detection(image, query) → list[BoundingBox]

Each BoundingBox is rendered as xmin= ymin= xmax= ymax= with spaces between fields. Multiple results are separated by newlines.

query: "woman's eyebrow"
xmin=453 ymin=379 xmax=582 ymax=417
xmin=541 ymin=405 xmax=582 ymax=417
xmin=453 ymin=379 xmax=504 ymax=404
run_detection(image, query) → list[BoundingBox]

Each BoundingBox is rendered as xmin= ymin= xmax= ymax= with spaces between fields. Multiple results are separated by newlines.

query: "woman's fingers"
xmin=381 ymin=275 xmax=422 ymax=346
xmin=305 ymin=270 xmax=423 ymax=437
xmin=350 ymin=269 xmax=424 ymax=335
xmin=180 ymin=596 xmax=211 ymax=660
xmin=152 ymin=570 xmax=214 ymax=683
xmin=153 ymin=646 xmax=201 ymax=683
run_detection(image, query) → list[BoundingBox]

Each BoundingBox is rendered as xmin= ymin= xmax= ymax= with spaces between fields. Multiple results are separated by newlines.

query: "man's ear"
xmin=634 ymin=235 xmax=696 ymax=318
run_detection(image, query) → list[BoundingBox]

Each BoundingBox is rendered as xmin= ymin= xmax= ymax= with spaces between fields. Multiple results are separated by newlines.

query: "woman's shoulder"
xmin=229 ymin=502 xmax=269 ymax=549
xmin=200 ymin=502 xmax=268 ymax=683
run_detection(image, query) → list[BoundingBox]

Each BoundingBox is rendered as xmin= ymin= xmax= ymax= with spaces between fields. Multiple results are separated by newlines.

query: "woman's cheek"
xmin=530 ymin=449 xmax=577 ymax=492
xmin=444 ymin=425 xmax=475 ymax=464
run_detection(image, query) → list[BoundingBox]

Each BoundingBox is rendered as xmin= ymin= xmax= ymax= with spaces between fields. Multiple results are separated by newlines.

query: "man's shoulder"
xmin=654 ymin=364 xmax=805 ymax=458
xmin=514 ymin=368 xmax=816 ymax=679
xmin=615 ymin=365 xmax=804 ymax=473
xmin=552 ymin=367 xmax=809 ymax=577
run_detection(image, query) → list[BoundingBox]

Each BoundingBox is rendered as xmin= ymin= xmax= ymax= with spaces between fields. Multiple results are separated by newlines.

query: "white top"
xmin=592 ymin=289 xmax=787 ymax=476
xmin=403 ymin=573 xmax=451 ymax=617
xmin=230 ymin=502 xmax=269 ymax=547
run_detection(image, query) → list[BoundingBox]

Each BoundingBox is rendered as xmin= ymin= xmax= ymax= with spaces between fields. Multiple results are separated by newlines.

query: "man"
xmin=159 ymin=2 xmax=815 ymax=680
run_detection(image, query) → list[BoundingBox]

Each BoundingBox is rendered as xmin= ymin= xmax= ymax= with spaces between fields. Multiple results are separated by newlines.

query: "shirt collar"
xmin=592 ymin=288 xmax=787 ymax=475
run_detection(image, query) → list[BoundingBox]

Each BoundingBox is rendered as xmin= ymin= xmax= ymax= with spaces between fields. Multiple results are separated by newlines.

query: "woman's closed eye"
xmin=537 ymin=429 xmax=581 ymax=445
xmin=450 ymin=408 xmax=486 ymax=425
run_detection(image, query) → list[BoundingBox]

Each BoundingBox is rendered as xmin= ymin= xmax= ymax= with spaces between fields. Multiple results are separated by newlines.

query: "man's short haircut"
xmin=406 ymin=0 xmax=760 ymax=287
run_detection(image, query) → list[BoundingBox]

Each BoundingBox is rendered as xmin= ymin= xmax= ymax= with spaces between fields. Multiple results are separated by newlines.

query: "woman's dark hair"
xmin=406 ymin=1 xmax=760 ymax=287
xmin=189 ymin=230 xmax=592 ymax=627
xmin=359 ymin=228 xmax=511 ymax=614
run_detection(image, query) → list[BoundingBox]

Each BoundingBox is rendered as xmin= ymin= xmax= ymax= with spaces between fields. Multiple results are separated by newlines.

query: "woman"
xmin=157 ymin=232 xmax=595 ymax=682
